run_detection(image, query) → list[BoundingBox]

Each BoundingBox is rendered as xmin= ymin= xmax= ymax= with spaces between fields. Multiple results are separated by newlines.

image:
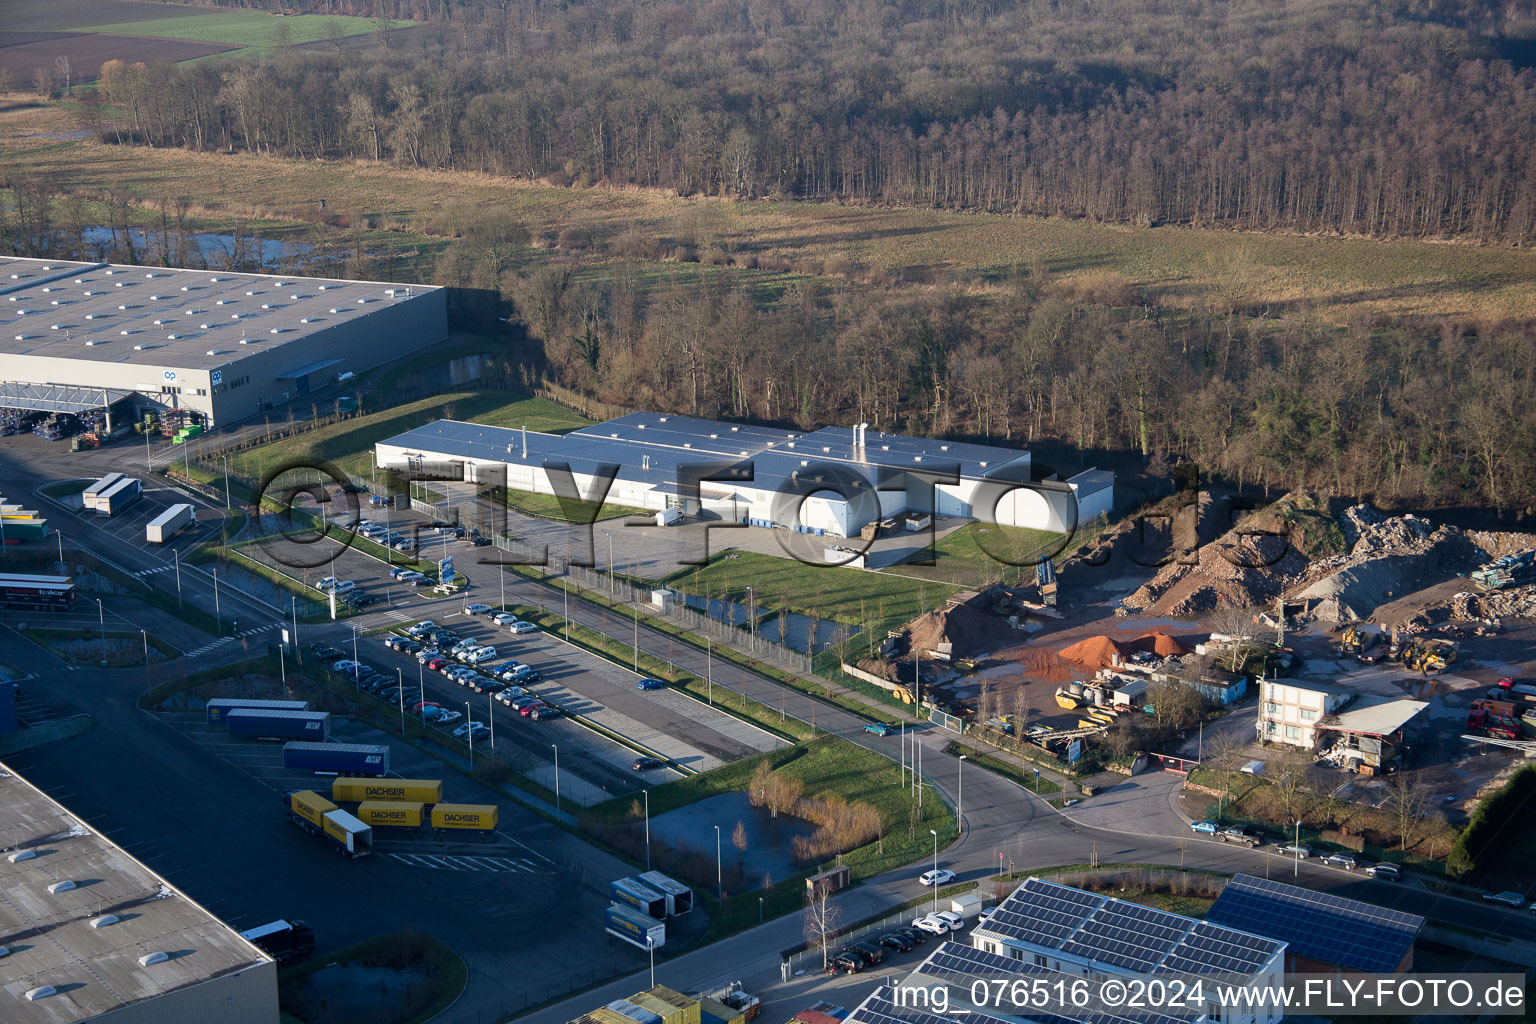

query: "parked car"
xmin=311 ymin=644 xmax=343 ymax=661
xmin=1189 ymin=821 xmax=1219 ymax=835
xmin=416 ymin=647 xmax=442 ymax=664
xmin=408 ymin=621 xmax=436 ymax=636
xmin=517 ymin=700 xmax=549 ymax=718
xmin=845 ymin=942 xmax=885 ymax=966
xmin=351 ymin=593 xmax=382 ymax=608
xmin=452 ymin=721 xmax=490 ymax=740
xmin=492 ymin=612 xmax=519 ymax=626
xmin=826 ymin=952 xmax=863 ymax=975
xmin=1219 ymin=826 xmax=1264 ymax=847
xmin=507 ymin=621 xmax=539 ymax=634
xmin=931 ymin=911 xmax=964 ymax=931
xmin=1276 ymin=843 xmax=1313 ymax=859
xmin=633 ymin=757 xmax=666 ymax=772
xmin=400 ymin=642 xmax=422 ymax=656
xmin=426 ymin=657 xmax=451 ymax=671
xmin=1322 ymin=853 xmax=1358 ymax=870
xmin=406 ymin=576 xmax=433 ymax=588
xmin=530 ymin=705 xmax=562 ymax=721
xmin=912 ymin=915 xmax=950 ymax=935
xmin=879 ymin=932 xmax=914 ymax=952
xmin=864 ymin=722 xmax=891 ymax=736
xmin=895 ymin=926 xmax=927 ymax=946
xmin=637 ymin=677 xmax=665 ymax=691
xmin=390 ymin=567 xmax=413 ymax=580
xmin=466 ymin=603 xmax=492 ymax=616
xmin=331 ymin=659 xmax=361 ymax=674
xmin=1484 ymin=891 xmax=1525 ymax=908
xmin=412 ymin=701 xmax=443 ymax=713
xmin=468 ymin=675 xmax=500 ymax=694
xmin=493 ymin=687 xmax=527 ymax=705
xmin=430 ymin=709 xmax=462 ymax=726
xmin=467 ymin=646 xmax=498 ymax=664
xmin=472 ymin=537 xmax=492 ymax=547
xmin=919 ymin=869 xmax=956 ymax=887
xmin=317 ymin=576 xmax=341 ymax=591
xmin=1367 ymin=863 xmax=1401 ymax=881
xmin=379 ymin=687 xmax=404 ymax=702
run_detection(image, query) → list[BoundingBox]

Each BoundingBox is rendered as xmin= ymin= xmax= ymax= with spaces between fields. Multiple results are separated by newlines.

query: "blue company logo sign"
xmin=211 ymin=370 xmax=223 ymax=385
xmin=163 ymin=370 xmax=177 ymax=382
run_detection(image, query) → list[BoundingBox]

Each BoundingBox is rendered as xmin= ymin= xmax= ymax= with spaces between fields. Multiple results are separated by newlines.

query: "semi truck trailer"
xmin=285 ymin=791 xmax=372 ymax=857
xmin=94 ymin=477 xmax=142 ymax=515
xmin=239 ymin=919 xmax=315 ymax=965
xmin=146 ymin=503 xmax=196 ymax=543
xmin=604 ymin=903 xmax=666 ymax=951
xmin=205 ymin=698 xmax=309 ymax=725
xmin=331 ymin=778 xmax=442 ymax=804
xmin=283 ymin=742 xmax=389 ymax=776
xmin=430 ymin=803 xmax=498 ymax=831
xmin=226 ymin=708 xmax=330 ymax=741
xmin=611 ymin=877 xmax=668 ymax=919
xmin=354 ymin=801 xmax=425 ymax=828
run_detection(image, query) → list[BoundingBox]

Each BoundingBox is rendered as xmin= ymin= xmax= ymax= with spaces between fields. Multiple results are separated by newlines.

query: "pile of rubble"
xmin=1290 ymin=505 xmax=1482 ymax=623
xmin=1449 ymin=585 xmax=1536 ymax=622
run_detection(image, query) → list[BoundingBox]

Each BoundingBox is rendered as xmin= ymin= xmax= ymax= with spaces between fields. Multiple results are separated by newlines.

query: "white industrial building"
xmin=0 ymin=256 xmax=446 ymax=429
xmin=375 ymin=412 xmax=1113 ymax=538
xmin=0 ymin=760 xmax=278 ymax=1023
xmin=1258 ymin=679 xmax=1354 ymax=748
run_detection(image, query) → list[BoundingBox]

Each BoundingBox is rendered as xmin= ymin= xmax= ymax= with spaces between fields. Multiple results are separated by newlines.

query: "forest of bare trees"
xmin=66 ymin=0 xmax=1536 ymax=242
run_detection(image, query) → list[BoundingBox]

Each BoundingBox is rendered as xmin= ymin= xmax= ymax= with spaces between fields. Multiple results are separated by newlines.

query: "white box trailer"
xmin=95 ymin=477 xmax=142 ymax=515
xmin=82 ymin=472 xmax=124 ymax=511
xmin=146 ymin=503 xmax=196 ymax=543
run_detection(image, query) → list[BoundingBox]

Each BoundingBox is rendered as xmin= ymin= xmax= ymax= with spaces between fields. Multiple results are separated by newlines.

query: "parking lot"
xmin=330 ymin=602 xmax=785 ymax=804
xmin=48 ymin=477 xmax=230 ymax=568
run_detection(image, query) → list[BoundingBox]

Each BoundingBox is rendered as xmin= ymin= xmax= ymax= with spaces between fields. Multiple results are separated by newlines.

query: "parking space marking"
xmin=384 ymin=853 xmax=532 ymax=873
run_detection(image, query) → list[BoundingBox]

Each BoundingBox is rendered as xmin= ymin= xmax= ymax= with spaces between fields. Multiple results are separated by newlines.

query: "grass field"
xmin=3 ymin=102 xmax=1534 ymax=323
xmin=67 ymin=12 xmax=412 ymax=55
xmin=663 ymin=549 xmax=959 ymax=629
xmin=882 ymin=521 xmax=1066 ymax=588
xmin=226 ymin=391 xmax=590 ymax=489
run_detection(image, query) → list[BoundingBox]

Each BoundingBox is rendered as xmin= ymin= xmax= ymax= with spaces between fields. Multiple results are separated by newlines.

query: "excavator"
xmin=1403 ymin=637 xmax=1458 ymax=673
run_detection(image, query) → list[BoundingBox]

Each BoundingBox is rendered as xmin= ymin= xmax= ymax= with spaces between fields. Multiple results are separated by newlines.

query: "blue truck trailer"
xmin=226 ymin=708 xmax=330 ymax=741
xmin=283 ymin=742 xmax=390 ymax=776
xmin=610 ymin=877 xmax=668 ymax=919
xmin=206 ymin=698 xmax=309 ymax=726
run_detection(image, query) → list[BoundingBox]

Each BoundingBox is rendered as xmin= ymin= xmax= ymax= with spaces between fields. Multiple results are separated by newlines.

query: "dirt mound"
xmin=1014 ymin=645 xmax=1073 ymax=684
xmin=906 ymin=604 xmax=1017 ymax=659
xmin=1127 ymin=631 xmax=1190 ymax=657
xmin=1121 ymin=514 xmax=1309 ymax=617
xmin=1290 ymin=505 xmax=1483 ymax=622
xmin=1058 ymin=635 xmax=1126 ymax=671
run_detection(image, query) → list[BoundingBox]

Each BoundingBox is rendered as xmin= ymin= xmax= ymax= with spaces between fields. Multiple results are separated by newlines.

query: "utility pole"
xmin=552 ymin=743 xmax=561 ymax=820
xmin=643 ymin=789 xmax=650 ymax=871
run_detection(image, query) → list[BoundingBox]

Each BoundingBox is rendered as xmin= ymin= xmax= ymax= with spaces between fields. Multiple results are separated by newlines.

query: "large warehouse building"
xmin=0 ymin=760 xmax=278 ymax=1023
xmin=0 ymin=256 xmax=446 ymax=429
xmin=376 ymin=412 xmax=1113 ymax=538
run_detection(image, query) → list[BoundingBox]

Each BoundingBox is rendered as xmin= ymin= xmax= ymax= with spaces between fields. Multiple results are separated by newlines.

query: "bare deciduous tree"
xmin=804 ymin=879 xmax=842 ymax=971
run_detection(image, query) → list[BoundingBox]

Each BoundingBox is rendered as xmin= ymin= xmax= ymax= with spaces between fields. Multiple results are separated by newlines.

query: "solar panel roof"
xmin=976 ymin=877 xmax=1282 ymax=979
xmin=1204 ymin=874 xmax=1422 ymax=974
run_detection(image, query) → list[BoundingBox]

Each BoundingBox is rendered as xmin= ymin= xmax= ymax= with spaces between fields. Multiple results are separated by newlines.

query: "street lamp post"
xmin=488 ymin=692 xmax=495 ymax=750
xmin=96 ymin=598 xmax=106 ymax=666
xmin=643 ymin=789 xmax=651 ymax=871
xmin=172 ymin=548 xmax=182 ymax=608
xmin=714 ymin=825 xmax=723 ymax=905
xmin=141 ymin=628 xmax=149 ymax=666
xmin=397 ymin=668 xmax=405 ymax=735
xmin=552 ymin=743 xmax=561 ymax=820
xmin=1294 ymin=820 xmax=1302 ymax=878
xmin=465 ymin=701 xmax=474 ymax=770
xmin=212 ymin=567 xmax=221 ymax=631
xmin=706 ymin=638 xmax=712 ymax=705
xmin=291 ymin=596 xmax=299 ymax=661
xmin=746 ymin=587 xmax=755 ymax=647
xmin=279 ymin=642 xmax=288 ymax=699
xmin=222 ymin=454 xmax=231 ymax=510
xmin=930 ymin=829 xmax=939 ymax=913
xmin=632 ymin=603 xmax=639 ymax=672
xmin=957 ymin=754 xmax=967 ymax=833
xmin=759 ymin=896 xmax=764 ymax=924
xmin=646 ymin=935 xmax=655 ymax=989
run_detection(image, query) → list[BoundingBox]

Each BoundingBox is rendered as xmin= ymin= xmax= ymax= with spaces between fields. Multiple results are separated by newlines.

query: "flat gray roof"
xmin=0 ymin=256 xmax=440 ymax=373
xmin=0 ymin=761 xmax=270 ymax=1023
xmin=1321 ymin=695 xmax=1428 ymax=736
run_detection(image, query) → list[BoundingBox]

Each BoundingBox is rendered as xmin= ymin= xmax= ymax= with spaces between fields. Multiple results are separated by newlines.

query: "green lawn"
xmin=882 ymin=521 xmax=1068 ymax=587
xmin=663 ymin=550 xmax=958 ymax=628
xmin=227 ymin=391 xmax=590 ymax=490
xmin=70 ymin=13 xmax=412 ymax=54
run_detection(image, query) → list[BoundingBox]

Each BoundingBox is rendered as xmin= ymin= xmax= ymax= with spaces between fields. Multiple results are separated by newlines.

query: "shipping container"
xmin=240 ymin=919 xmax=315 ymax=965
xmin=604 ymin=903 xmax=666 ymax=951
xmin=611 ymin=877 xmax=668 ymax=919
xmin=283 ymin=742 xmax=389 ymax=776
xmin=332 ymin=778 xmax=442 ymax=805
xmin=205 ymin=698 xmax=309 ymax=726
xmin=355 ymin=800 xmax=425 ymax=828
xmin=321 ymin=809 xmax=372 ymax=857
xmin=95 ymin=476 xmax=142 ymax=515
xmin=430 ymin=803 xmax=498 ymax=831
xmin=83 ymin=472 xmax=124 ymax=510
xmin=146 ymin=503 xmax=196 ymax=543
xmin=227 ymin=708 xmax=330 ymax=741
xmin=638 ymin=871 xmax=694 ymax=915
xmin=288 ymin=790 xmax=338 ymax=830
